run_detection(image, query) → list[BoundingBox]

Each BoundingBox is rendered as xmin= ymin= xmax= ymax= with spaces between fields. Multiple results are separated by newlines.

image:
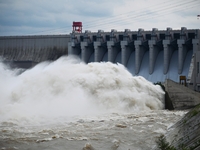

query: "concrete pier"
xmin=120 ymin=29 xmax=135 ymax=67
xmin=107 ymin=30 xmax=121 ymax=63
xmin=121 ymin=41 xmax=131 ymax=66
xmin=94 ymin=30 xmax=107 ymax=62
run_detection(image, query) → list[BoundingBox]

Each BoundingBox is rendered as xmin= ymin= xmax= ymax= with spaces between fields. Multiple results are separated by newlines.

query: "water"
xmin=0 ymin=56 xmax=186 ymax=150
xmin=101 ymin=49 xmax=192 ymax=83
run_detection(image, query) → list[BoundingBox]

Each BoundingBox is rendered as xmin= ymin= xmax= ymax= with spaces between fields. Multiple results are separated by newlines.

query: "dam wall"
xmin=0 ymin=35 xmax=70 ymax=68
xmin=0 ymin=28 xmax=199 ymax=91
xmin=68 ymin=28 xmax=200 ymax=91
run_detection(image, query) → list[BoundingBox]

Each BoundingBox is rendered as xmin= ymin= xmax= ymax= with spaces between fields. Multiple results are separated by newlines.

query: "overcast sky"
xmin=0 ymin=0 xmax=199 ymax=36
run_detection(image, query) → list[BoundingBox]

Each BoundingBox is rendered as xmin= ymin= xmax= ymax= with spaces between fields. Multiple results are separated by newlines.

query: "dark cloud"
xmin=0 ymin=0 xmax=199 ymax=36
xmin=0 ymin=0 xmax=120 ymax=35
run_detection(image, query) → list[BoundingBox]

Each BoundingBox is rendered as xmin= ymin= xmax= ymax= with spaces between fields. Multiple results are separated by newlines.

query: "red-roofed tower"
xmin=72 ymin=22 xmax=82 ymax=33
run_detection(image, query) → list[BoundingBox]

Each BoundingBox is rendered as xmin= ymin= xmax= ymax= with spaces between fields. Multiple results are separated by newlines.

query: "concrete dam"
xmin=0 ymin=27 xmax=200 ymax=91
xmin=68 ymin=27 xmax=200 ymax=91
xmin=0 ymin=35 xmax=70 ymax=68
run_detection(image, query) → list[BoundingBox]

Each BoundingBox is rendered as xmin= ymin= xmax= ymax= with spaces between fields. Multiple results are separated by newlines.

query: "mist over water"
xmin=0 ymin=56 xmax=164 ymax=126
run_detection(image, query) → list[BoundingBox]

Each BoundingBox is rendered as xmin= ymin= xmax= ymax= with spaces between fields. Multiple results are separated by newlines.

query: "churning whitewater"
xmin=0 ymin=56 xmax=186 ymax=150
xmin=0 ymin=56 xmax=164 ymax=125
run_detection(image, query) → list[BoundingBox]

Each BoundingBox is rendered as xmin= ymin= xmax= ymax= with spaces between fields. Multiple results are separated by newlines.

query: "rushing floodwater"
xmin=0 ymin=56 xmax=186 ymax=150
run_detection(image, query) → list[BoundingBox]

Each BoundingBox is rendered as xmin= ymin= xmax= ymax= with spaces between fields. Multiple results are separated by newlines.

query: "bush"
xmin=156 ymin=135 xmax=176 ymax=150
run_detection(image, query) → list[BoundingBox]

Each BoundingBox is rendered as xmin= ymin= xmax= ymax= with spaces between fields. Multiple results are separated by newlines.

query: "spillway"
xmin=68 ymin=28 xmax=200 ymax=89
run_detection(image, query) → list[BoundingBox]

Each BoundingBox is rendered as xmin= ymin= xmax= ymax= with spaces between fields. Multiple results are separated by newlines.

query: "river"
xmin=0 ymin=56 xmax=186 ymax=150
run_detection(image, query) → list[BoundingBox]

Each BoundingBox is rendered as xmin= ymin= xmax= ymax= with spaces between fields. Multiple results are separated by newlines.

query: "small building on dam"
xmin=0 ymin=27 xmax=200 ymax=91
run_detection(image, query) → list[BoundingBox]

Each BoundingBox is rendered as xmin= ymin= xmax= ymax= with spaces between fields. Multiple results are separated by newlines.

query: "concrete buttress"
xmin=178 ymin=39 xmax=187 ymax=74
xmin=121 ymin=41 xmax=132 ymax=66
xmin=148 ymin=40 xmax=160 ymax=74
xmin=163 ymin=40 xmax=174 ymax=74
xmin=68 ymin=42 xmax=81 ymax=56
xmin=94 ymin=41 xmax=107 ymax=62
xmin=81 ymin=42 xmax=94 ymax=63
xmin=107 ymin=41 xmax=120 ymax=63
xmin=134 ymin=40 xmax=146 ymax=74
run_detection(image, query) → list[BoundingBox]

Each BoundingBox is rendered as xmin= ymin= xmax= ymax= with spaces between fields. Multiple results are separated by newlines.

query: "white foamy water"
xmin=0 ymin=56 xmax=186 ymax=150
xmin=0 ymin=56 xmax=164 ymax=125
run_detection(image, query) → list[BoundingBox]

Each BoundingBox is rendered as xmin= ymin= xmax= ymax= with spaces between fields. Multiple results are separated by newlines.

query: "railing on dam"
xmin=68 ymin=27 xmax=200 ymax=85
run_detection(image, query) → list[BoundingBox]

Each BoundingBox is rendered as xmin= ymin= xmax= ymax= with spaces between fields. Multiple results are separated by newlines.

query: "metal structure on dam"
xmin=0 ymin=27 xmax=200 ymax=91
xmin=68 ymin=27 xmax=200 ymax=91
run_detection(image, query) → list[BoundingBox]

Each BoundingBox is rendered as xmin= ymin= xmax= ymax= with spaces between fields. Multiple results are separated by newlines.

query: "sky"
xmin=0 ymin=0 xmax=199 ymax=36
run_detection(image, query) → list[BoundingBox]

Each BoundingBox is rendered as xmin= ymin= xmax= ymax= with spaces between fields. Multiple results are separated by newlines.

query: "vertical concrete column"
xmin=81 ymin=42 xmax=88 ymax=62
xmin=120 ymin=41 xmax=131 ymax=66
xmin=134 ymin=40 xmax=146 ymax=74
xmin=107 ymin=41 xmax=117 ymax=63
xmin=192 ymin=39 xmax=200 ymax=91
xmin=94 ymin=41 xmax=101 ymax=62
xmin=148 ymin=40 xmax=159 ymax=74
xmin=68 ymin=42 xmax=81 ymax=56
xmin=178 ymin=39 xmax=187 ymax=74
xmin=163 ymin=40 xmax=173 ymax=74
xmin=94 ymin=41 xmax=106 ymax=62
xmin=81 ymin=42 xmax=93 ymax=63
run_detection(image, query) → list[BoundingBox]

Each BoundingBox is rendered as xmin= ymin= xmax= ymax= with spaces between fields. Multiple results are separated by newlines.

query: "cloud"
xmin=0 ymin=0 xmax=199 ymax=36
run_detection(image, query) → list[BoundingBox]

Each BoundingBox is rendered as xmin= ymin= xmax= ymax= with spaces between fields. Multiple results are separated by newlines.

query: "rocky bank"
xmin=165 ymin=104 xmax=200 ymax=149
xmin=156 ymin=79 xmax=200 ymax=150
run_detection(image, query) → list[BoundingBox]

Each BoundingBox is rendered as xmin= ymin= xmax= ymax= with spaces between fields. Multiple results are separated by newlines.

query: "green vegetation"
xmin=156 ymin=135 xmax=200 ymax=150
xmin=156 ymin=135 xmax=176 ymax=150
xmin=156 ymin=103 xmax=200 ymax=150
xmin=182 ymin=103 xmax=200 ymax=124
xmin=188 ymin=104 xmax=200 ymax=118
xmin=154 ymin=82 xmax=165 ymax=91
